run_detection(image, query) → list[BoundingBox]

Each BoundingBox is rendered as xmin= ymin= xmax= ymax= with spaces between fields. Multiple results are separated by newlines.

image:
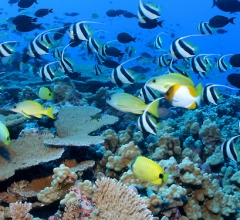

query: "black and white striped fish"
xmin=95 ymin=53 xmax=106 ymax=65
xmin=189 ymin=54 xmax=209 ymax=78
xmin=52 ymin=47 xmax=62 ymax=59
xmin=217 ymin=54 xmax=233 ymax=73
xmin=110 ymin=57 xmax=138 ymax=87
xmin=101 ymin=40 xmax=117 ymax=57
xmin=168 ymin=60 xmax=189 ymax=77
xmin=138 ymin=79 xmax=158 ymax=104
xmin=137 ymin=98 xmax=162 ymax=136
xmin=170 ymin=35 xmax=200 ymax=59
xmin=28 ymin=27 xmax=60 ymax=58
xmin=58 ymin=43 xmax=74 ymax=74
xmin=154 ymin=32 xmax=166 ymax=50
xmin=0 ymin=41 xmax=17 ymax=58
xmin=197 ymin=22 xmax=215 ymax=35
xmin=221 ymin=135 xmax=240 ymax=162
xmin=68 ymin=21 xmax=102 ymax=42
xmin=86 ymin=37 xmax=101 ymax=54
xmin=138 ymin=0 xmax=161 ymax=23
xmin=202 ymin=83 xmax=238 ymax=105
xmin=39 ymin=34 xmax=56 ymax=48
xmin=157 ymin=54 xmax=171 ymax=68
xmin=39 ymin=61 xmax=59 ymax=81
xmin=93 ymin=64 xmax=103 ymax=76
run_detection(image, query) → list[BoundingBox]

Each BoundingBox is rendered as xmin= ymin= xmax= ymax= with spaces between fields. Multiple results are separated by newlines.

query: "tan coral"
xmin=76 ymin=180 xmax=94 ymax=198
xmin=44 ymin=106 xmax=118 ymax=146
xmin=37 ymin=164 xmax=77 ymax=204
xmin=152 ymin=134 xmax=181 ymax=160
xmin=101 ymin=129 xmax=118 ymax=150
xmin=91 ymin=177 xmax=153 ymax=220
xmin=0 ymin=132 xmax=64 ymax=181
xmin=9 ymin=202 xmax=33 ymax=220
xmin=106 ymin=141 xmax=140 ymax=172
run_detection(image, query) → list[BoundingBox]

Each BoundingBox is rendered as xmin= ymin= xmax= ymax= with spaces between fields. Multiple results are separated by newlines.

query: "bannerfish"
xmin=221 ymin=135 xmax=240 ymax=162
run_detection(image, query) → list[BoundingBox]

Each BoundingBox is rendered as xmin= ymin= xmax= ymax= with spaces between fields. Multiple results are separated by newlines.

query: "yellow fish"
xmin=131 ymin=156 xmax=168 ymax=185
xmin=106 ymin=93 xmax=159 ymax=117
xmin=0 ymin=122 xmax=10 ymax=145
xmin=164 ymin=83 xmax=202 ymax=109
xmin=10 ymin=100 xmax=54 ymax=119
xmin=147 ymin=73 xmax=194 ymax=94
xmin=38 ymin=87 xmax=53 ymax=100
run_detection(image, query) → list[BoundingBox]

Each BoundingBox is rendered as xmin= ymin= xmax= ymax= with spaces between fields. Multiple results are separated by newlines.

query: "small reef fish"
xmin=170 ymin=35 xmax=199 ymax=59
xmin=10 ymin=100 xmax=54 ymax=119
xmin=106 ymin=93 xmax=159 ymax=117
xmin=197 ymin=22 xmax=215 ymax=35
xmin=131 ymin=156 xmax=168 ymax=185
xmin=147 ymin=73 xmax=194 ymax=94
xmin=138 ymin=78 xmax=159 ymax=104
xmin=137 ymin=98 xmax=162 ymax=135
xmin=0 ymin=122 xmax=10 ymax=145
xmin=209 ymin=15 xmax=235 ymax=28
xmin=229 ymin=54 xmax=240 ymax=68
xmin=38 ymin=87 xmax=53 ymax=100
xmin=164 ymin=83 xmax=202 ymax=109
xmin=221 ymin=135 xmax=240 ymax=162
xmin=117 ymin=32 xmax=136 ymax=44
xmin=34 ymin=9 xmax=53 ymax=17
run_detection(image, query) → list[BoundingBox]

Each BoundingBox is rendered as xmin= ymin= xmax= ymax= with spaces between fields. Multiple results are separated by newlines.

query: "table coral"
xmin=44 ymin=106 xmax=118 ymax=146
xmin=0 ymin=132 xmax=64 ymax=181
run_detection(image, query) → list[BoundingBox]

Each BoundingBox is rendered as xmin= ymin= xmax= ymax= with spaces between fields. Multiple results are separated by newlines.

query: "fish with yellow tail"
xmin=147 ymin=73 xmax=194 ymax=94
xmin=131 ymin=156 xmax=168 ymax=185
xmin=0 ymin=122 xmax=10 ymax=146
xmin=106 ymin=92 xmax=159 ymax=117
xmin=10 ymin=100 xmax=54 ymax=119
xmin=164 ymin=83 xmax=202 ymax=109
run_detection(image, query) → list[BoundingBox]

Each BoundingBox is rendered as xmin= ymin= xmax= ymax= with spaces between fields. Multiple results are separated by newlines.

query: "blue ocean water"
xmin=1 ymin=0 xmax=240 ymax=219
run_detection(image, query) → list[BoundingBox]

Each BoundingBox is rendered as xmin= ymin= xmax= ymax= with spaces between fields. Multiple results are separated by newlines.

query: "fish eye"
xmin=7 ymin=137 xmax=10 ymax=140
xmin=13 ymin=106 xmax=16 ymax=108
xmin=159 ymin=174 xmax=163 ymax=179
xmin=49 ymin=93 xmax=51 ymax=96
xmin=152 ymin=79 xmax=156 ymax=83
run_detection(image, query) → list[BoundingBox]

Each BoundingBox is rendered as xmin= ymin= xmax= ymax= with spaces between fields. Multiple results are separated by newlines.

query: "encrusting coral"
xmin=44 ymin=106 xmax=118 ymax=146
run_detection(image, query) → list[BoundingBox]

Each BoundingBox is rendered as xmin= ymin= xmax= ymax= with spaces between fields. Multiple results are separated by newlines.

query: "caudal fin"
xmin=44 ymin=106 xmax=54 ymax=119
xmin=229 ymin=17 xmax=236 ymax=24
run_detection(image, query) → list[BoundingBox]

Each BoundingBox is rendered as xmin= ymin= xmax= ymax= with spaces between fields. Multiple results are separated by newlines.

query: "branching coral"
xmin=44 ymin=106 xmax=118 ymax=146
xmin=9 ymin=202 xmax=32 ymax=220
xmin=91 ymin=177 xmax=153 ymax=220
